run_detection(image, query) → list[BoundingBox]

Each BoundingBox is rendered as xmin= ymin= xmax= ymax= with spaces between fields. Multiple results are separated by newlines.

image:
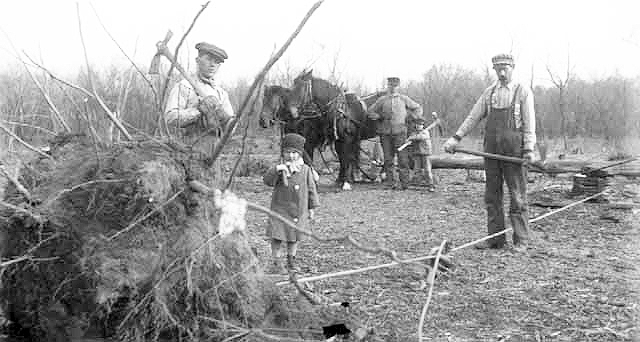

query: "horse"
xmin=259 ymin=84 xmax=318 ymax=166
xmin=286 ymin=69 xmax=382 ymax=190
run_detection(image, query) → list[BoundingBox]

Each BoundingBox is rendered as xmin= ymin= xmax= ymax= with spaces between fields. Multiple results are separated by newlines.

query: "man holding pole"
xmin=442 ymin=54 xmax=536 ymax=252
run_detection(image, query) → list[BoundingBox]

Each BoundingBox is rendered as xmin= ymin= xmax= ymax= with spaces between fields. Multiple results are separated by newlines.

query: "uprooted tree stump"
xmin=0 ymin=134 xmax=369 ymax=341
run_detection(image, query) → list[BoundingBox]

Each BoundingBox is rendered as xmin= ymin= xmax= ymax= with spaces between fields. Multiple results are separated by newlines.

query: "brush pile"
xmin=0 ymin=134 xmax=369 ymax=341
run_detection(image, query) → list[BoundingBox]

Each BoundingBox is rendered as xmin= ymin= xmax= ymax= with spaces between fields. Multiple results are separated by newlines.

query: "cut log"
xmin=430 ymin=155 xmax=640 ymax=177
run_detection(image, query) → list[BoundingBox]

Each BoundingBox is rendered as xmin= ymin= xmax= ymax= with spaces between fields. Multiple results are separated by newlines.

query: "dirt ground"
xmin=231 ymin=138 xmax=640 ymax=342
xmin=1 ymin=135 xmax=638 ymax=341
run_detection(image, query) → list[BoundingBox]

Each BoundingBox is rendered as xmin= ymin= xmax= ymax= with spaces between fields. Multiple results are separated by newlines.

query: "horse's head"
xmin=289 ymin=69 xmax=343 ymax=116
xmin=260 ymin=85 xmax=292 ymax=128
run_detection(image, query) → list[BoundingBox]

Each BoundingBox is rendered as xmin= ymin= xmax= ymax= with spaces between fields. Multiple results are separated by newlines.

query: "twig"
xmin=449 ymin=190 xmax=607 ymax=253
xmin=159 ymin=1 xmax=210 ymax=107
xmin=0 ymin=200 xmax=42 ymax=223
xmin=1 ymin=120 xmax=56 ymax=136
xmin=418 ymin=240 xmax=446 ymax=342
xmin=89 ymin=3 xmax=158 ymax=105
xmin=45 ymin=179 xmax=129 ymax=206
xmin=19 ymin=54 xmax=71 ymax=133
xmin=76 ymin=3 xmax=132 ymax=141
xmin=24 ymin=54 xmax=96 ymax=99
xmin=203 ymin=1 xmax=324 ymax=164
xmin=107 ymin=188 xmax=185 ymax=240
xmin=0 ymin=120 xmax=52 ymax=159
xmin=118 ymin=233 xmax=221 ymax=330
xmin=0 ymin=27 xmax=70 ymax=133
xmin=190 ymin=179 xmax=404 ymax=263
xmin=225 ymin=78 xmax=265 ymax=189
xmin=0 ymin=164 xmax=32 ymax=202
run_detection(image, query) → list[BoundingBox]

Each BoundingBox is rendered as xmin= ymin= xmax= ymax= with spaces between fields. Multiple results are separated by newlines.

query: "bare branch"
xmin=418 ymin=240 xmax=447 ymax=342
xmin=19 ymin=55 xmax=71 ymax=133
xmin=189 ymin=179 xmax=405 ymax=263
xmin=0 ymin=27 xmax=70 ymax=133
xmin=0 ymin=120 xmax=56 ymax=136
xmin=0 ymin=164 xmax=32 ymax=202
xmin=76 ymin=3 xmax=132 ymax=141
xmin=159 ymin=1 xmax=211 ymax=108
xmin=205 ymin=1 xmax=325 ymax=164
xmin=107 ymin=188 xmax=185 ymax=240
xmin=0 ymin=200 xmax=43 ymax=223
xmin=0 ymin=120 xmax=52 ymax=159
xmin=24 ymin=53 xmax=95 ymax=98
xmin=89 ymin=3 xmax=158 ymax=104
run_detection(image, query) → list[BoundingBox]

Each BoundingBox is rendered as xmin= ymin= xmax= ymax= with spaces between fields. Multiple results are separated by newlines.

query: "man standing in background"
xmin=367 ymin=77 xmax=423 ymax=190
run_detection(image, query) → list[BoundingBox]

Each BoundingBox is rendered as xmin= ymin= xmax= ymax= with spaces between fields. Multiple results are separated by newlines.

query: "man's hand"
xmin=367 ymin=111 xmax=381 ymax=120
xmin=197 ymin=95 xmax=220 ymax=117
xmin=443 ymin=137 xmax=460 ymax=153
xmin=523 ymin=151 xmax=536 ymax=163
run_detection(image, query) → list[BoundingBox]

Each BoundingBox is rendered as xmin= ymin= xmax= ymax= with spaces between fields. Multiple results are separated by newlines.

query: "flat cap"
xmin=387 ymin=77 xmax=400 ymax=85
xmin=491 ymin=53 xmax=515 ymax=66
xmin=195 ymin=42 xmax=228 ymax=62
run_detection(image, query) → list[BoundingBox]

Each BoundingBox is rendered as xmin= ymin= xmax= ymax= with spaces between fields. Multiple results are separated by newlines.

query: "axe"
xmin=398 ymin=112 xmax=443 ymax=151
xmin=149 ymin=30 xmax=221 ymax=129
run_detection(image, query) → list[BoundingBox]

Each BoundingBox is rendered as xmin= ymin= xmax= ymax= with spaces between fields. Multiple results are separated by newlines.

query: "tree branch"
xmin=0 ymin=120 xmax=52 ymax=159
xmin=0 ymin=164 xmax=33 ymax=202
xmin=89 ymin=3 xmax=158 ymax=105
xmin=203 ymin=0 xmax=324 ymax=164
xmin=159 ymin=1 xmax=211 ymax=109
xmin=76 ymin=3 xmax=132 ymax=141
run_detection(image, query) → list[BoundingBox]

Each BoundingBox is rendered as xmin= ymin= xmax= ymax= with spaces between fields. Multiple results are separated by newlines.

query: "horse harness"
xmin=298 ymin=79 xmax=373 ymax=141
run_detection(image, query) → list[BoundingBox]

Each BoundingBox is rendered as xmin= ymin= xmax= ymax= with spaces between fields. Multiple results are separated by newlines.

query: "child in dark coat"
xmin=263 ymin=133 xmax=319 ymax=273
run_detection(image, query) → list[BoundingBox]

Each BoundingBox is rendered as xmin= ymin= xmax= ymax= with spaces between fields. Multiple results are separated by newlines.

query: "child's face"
xmin=416 ymin=123 xmax=425 ymax=130
xmin=283 ymin=148 xmax=301 ymax=162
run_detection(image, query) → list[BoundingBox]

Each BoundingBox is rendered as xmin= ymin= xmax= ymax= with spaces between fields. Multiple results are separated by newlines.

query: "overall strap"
xmin=510 ymin=84 xmax=521 ymax=112
xmin=486 ymin=84 xmax=498 ymax=118
xmin=511 ymin=84 xmax=522 ymax=130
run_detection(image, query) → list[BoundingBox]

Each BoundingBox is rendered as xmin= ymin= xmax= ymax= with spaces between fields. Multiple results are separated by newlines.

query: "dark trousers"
xmin=484 ymin=158 xmax=529 ymax=246
xmin=380 ymin=133 xmax=409 ymax=184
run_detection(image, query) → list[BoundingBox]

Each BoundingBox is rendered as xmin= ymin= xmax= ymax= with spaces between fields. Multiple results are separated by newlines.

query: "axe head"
xmin=149 ymin=54 xmax=162 ymax=75
xmin=149 ymin=30 xmax=174 ymax=75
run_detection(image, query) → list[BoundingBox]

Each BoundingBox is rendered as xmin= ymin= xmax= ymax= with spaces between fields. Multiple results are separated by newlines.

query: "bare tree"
xmin=546 ymin=49 xmax=574 ymax=150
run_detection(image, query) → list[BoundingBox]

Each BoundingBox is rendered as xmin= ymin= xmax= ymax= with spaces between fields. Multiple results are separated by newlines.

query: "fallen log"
xmin=430 ymin=155 xmax=640 ymax=177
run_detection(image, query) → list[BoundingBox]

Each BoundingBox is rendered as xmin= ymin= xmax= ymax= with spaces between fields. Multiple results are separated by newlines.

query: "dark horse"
xmin=283 ymin=70 xmax=382 ymax=190
xmin=259 ymin=84 xmax=318 ymax=166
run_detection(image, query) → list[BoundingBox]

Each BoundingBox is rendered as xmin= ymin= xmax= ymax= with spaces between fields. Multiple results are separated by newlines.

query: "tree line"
xmin=0 ymin=62 xmax=638 ymax=152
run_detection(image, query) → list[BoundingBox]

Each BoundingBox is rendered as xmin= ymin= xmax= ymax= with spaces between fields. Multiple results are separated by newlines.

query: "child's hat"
xmin=281 ymin=133 xmax=306 ymax=154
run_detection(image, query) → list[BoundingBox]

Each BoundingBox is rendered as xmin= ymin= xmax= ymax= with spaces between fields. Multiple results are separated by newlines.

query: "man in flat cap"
xmin=443 ymin=54 xmax=536 ymax=253
xmin=165 ymin=42 xmax=235 ymax=143
xmin=367 ymin=76 xmax=423 ymax=190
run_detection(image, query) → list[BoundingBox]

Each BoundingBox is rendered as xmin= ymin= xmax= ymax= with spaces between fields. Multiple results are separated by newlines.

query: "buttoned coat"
xmin=263 ymin=164 xmax=319 ymax=242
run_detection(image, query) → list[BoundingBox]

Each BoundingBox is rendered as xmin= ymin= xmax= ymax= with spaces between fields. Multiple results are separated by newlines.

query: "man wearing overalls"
xmin=443 ymin=54 xmax=536 ymax=252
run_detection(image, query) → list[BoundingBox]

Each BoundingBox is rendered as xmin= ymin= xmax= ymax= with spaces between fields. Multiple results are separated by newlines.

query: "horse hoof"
xmin=341 ymin=182 xmax=352 ymax=191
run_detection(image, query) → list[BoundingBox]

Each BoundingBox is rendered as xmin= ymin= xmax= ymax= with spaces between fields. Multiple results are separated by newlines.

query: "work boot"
xmin=474 ymin=240 xmax=505 ymax=250
xmin=266 ymin=258 xmax=286 ymax=274
xmin=286 ymin=255 xmax=301 ymax=272
xmin=512 ymin=243 xmax=529 ymax=254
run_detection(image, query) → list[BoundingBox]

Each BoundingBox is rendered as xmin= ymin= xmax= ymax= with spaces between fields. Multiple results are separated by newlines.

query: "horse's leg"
xmin=352 ymin=138 xmax=363 ymax=183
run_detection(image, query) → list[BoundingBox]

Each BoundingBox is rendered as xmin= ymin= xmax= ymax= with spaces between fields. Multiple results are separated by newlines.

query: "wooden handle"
xmin=454 ymin=147 xmax=526 ymax=164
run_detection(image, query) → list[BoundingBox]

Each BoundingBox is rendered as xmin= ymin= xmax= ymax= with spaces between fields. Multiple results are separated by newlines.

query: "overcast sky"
xmin=1 ymin=0 xmax=639 ymax=90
